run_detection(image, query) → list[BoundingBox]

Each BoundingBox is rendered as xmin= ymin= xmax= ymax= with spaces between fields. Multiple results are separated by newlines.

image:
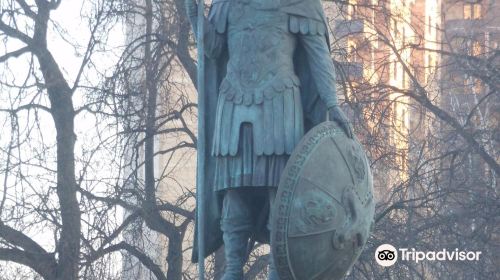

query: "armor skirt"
xmin=214 ymin=123 xmax=289 ymax=191
xmin=212 ymin=77 xmax=304 ymax=157
xmin=212 ymin=76 xmax=305 ymax=191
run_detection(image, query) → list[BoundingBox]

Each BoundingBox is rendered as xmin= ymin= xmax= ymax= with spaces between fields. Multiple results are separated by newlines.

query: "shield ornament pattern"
xmin=271 ymin=121 xmax=375 ymax=280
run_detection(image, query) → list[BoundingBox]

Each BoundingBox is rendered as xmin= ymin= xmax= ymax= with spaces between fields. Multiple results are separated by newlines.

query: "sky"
xmin=50 ymin=0 xmax=125 ymax=85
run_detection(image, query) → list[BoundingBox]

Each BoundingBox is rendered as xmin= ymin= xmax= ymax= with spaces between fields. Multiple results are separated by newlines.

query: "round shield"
xmin=271 ymin=121 xmax=375 ymax=280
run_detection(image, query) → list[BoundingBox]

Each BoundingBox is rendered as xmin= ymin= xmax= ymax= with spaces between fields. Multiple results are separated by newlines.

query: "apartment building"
xmin=331 ymin=0 xmax=442 ymax=195
xmin=334 ymin=2 xmax=499 ymax=277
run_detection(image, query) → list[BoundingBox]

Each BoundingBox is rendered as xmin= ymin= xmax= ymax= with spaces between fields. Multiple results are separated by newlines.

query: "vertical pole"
xmin=196 ymin=0 xmax=206 ymax=279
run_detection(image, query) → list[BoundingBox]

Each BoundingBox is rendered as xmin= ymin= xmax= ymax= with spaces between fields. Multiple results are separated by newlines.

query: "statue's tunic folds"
xmin=202 ymin=0 xmax=338 ymax=191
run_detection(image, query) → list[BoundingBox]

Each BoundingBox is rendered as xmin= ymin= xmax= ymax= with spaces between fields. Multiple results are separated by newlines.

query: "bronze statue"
xmin=185 ymin=0 xmax=374 ymax=279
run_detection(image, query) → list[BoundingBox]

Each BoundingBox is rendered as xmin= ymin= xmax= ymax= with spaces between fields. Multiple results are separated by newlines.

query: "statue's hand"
xmin=328 ymin=105 xmax=353 ymax=138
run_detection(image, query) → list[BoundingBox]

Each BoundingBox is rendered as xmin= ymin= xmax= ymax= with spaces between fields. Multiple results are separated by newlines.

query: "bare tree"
xmin=327 ymin=1 xmax=499 ymax=279
xmin=0 ymin=0 xmax=133 ymax=279
xmin=1 ymin=1 xmax=497 ymax=280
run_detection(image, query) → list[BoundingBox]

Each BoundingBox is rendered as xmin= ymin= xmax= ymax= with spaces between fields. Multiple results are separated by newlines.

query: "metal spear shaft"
xmin=195 ymin=0 xmax=206 ymax=278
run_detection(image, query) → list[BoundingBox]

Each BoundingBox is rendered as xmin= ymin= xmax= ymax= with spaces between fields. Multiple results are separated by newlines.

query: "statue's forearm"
xmin=298 ymin=34 xmax=339 ymax=108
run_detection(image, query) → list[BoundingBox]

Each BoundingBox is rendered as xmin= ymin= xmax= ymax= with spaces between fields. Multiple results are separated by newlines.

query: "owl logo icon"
xmin=375 ymin=244 xmax=398 ymax=267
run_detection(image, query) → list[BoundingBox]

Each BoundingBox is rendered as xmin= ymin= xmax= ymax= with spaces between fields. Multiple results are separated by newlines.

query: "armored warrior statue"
xmin=185 ymin=0 xmax=373 ymax=279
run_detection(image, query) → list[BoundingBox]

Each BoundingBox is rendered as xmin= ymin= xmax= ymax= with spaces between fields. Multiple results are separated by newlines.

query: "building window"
xmin=465 ymin=76 xmax=482 ymax=95
xmin=348 ymin=40 xmax=359 ymax=63
xmin=393 ymin=61 xmax=398 ymax=80
xmin=402 ymin=27 xmax=406 ymax=46
xmin=392 ymin=19 xmax=399 ymax=37
xmin=471 ymin=40 xmax=482 ymax=56
xmin=402 ymin=109 xmax=407 ymax=129
xmin=464 ymin=3 xmax=482 ymax=20
xmin=473 ymin=78 xmax=482 ymax=95
xmin=348 ymin=0 xmax=357 ymax=20
xmin=401 ymin=151 xmax=407 ymax=172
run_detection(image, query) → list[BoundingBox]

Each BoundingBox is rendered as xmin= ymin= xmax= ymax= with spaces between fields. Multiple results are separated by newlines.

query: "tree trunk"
xmin=166 ymin=231 xmax=183 ymax=280
xmin=37 ymin=48 xmax=80 ymax=280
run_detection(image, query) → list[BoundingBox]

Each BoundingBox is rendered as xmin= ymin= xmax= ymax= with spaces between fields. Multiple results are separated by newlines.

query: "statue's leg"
xmin=221 ymin=189 xmax=253 ymax=280
xmin=267 ymin=189 xmax=280 ymax=280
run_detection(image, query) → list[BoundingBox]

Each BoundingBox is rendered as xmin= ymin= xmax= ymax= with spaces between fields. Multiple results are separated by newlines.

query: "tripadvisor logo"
xmin=375 ymin=244 xmax=398 ymax=267
xmin=375 ymin=244 xmax=482 ymax=267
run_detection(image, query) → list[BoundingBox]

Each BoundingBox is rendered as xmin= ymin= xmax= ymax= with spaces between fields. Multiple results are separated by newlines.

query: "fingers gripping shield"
xmin=271 ymin=122 xmax=375 ymax=280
